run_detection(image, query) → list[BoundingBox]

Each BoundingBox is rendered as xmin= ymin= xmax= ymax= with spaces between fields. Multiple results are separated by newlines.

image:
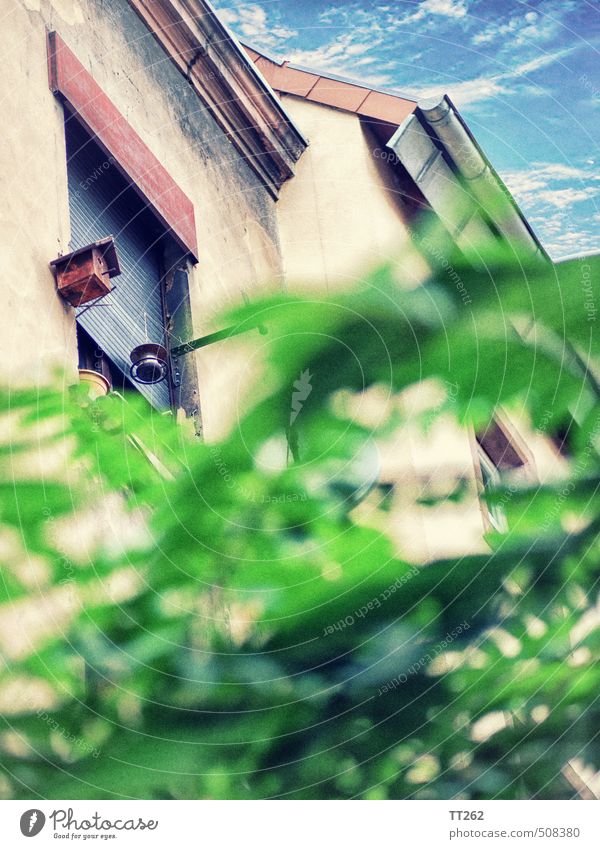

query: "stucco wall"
xmin=2 ymin=1 xmax=76 ymax=388
xmin=275 ymin=95 xmax=429 ymax=293
xmin=271 ymin=95 xmax=571 ymax=558
xmin=268 ymin=96 xmax=483 ymax=558
xmin=3 ymin=0 xmax=284 ymax=439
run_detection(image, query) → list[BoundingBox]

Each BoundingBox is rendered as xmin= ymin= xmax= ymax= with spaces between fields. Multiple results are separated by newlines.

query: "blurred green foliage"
xmin=1 ymin=244 xmax=600 ymax=800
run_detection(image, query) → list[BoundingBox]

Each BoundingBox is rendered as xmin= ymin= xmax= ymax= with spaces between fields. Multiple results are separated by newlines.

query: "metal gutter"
xmin=388 ymin=95 xmax=548 ymax=262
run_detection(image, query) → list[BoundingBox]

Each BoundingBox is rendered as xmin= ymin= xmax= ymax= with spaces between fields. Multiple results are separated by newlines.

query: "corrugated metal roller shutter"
xmin=66 ymin=119 xmax=171 ymax=410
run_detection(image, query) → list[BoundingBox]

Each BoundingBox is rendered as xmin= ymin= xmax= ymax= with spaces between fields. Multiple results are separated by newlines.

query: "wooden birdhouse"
xmin=50 ymin=236 xmax=121 ymax=307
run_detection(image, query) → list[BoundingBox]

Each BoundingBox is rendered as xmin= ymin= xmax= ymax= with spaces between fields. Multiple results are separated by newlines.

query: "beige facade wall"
xmin=2 ymin=2 xmax=76 ymax=388
xmin=269 ymin=97 xmax=484 ymax=558
xmin=275 ymin=95 xmax=429 ymax=293
xmin=346 ymin=389 xmax=567 ymax=562
xmin=270 ymin=96 xmax=569 ymax=560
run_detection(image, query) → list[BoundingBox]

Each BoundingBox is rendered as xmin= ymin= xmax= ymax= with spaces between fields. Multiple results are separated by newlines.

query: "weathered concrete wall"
xmin=3 ymin=0 xmax=284 ymax=439
xmin=1 ymin=1 xmax=76 ymax=388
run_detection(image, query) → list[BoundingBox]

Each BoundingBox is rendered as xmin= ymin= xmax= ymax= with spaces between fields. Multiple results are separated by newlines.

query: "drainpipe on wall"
xmin=388 ymin=95 xmax=548 ymax=263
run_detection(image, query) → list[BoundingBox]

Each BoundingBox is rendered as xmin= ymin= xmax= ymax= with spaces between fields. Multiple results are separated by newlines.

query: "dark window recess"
xmin=76 ymin=325 xmax=136 ymax=393
xmin=550 ymin=417 xmax=575 ymax=458
xmin=66 ymin=115 xmax=172 ymax=410
xmin=476 ymin=419 xmax=526 ymax=470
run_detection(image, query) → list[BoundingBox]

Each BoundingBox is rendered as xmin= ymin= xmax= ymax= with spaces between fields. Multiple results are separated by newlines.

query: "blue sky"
xmin=215 ymin=0 xmax=600 ymax=259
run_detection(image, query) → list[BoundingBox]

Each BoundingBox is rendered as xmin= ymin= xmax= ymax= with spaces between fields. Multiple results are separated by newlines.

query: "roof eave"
xmin=241 ymin=42 xmax=417 ymax=127
xmin=388 ymin=96 xmax=548 ymax=261
xmin=126 ymin=0 xmax=307 ymax=196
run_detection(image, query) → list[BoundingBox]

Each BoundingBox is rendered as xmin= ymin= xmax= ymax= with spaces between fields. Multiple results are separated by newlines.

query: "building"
xmin=3 ymin=0 xmax=567 ymax=559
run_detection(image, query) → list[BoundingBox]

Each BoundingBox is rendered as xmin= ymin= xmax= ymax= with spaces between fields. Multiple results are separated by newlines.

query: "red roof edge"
xmin=242 ymin=43 xmax=417 ymax=127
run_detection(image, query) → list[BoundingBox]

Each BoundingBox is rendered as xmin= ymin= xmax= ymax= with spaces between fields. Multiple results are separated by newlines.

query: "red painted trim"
xmin=47 ymin=31 xmax=198 ymax=261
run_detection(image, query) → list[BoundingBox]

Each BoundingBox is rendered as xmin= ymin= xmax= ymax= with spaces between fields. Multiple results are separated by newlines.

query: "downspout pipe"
xmin=418 ymin=95 xmax=547 ymax=261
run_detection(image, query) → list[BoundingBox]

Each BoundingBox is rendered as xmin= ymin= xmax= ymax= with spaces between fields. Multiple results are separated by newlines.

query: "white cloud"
xmin=512 ymin=50 xmax=571 ymax=77
xmin=471 ymin=2 xmax=574 ymax=48
xmin=503 ymin=163 xmax=600 ymax=206
xmin=217 ymin=3 xmax=297 ymax=49
xmin=539 ymin=163 xmax=595 ymax=180
xmin=409 ymin=48 xmax=573 ymax=108
xmin=502 ymin=162 xmax=600 ymax=259
xmin=290 ymin=37 xmax=369 ymax=67
xmin=420 ymin=0 xmax=468 ymax=18
xmin=219 ymin=2 xmax=393 ymax=79
xmin=218 ymin=8 xmax=238 ymax=27
xmin=396 ymin=0 xmax=469 ymax=25
xmin=542 ymin=226 xmax=600 ymax=258
xmin=414 ymin=76 xmax=510 ymax=106
xmin=288 ymin=29 xmax=389 ymax=82
xmin=536 ymin=187 xmax=599 ymax=209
